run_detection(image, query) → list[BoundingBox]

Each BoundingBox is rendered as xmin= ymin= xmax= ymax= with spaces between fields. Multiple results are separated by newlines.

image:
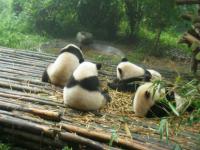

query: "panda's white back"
xmin=48 ymin=53 xmax=79 ymax=87
xmin=117 ymin=62 xmax=144 ymax=80
xmin=63 ymin=84 xmax=106 ymax=111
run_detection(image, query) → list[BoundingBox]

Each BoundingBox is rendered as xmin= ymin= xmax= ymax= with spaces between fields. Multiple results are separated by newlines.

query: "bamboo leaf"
xmin=168 ymin=102 xmax=180 ymax=116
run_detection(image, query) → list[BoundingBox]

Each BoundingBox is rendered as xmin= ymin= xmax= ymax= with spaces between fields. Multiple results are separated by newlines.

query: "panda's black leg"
xmin=146 ymin=102 xmax=171 ymax=118
xmin=101 ymin=90 xmax=111 ymax=102
xmin=90 ymin=110 xmax=103 ymax=117
xmin=107 ymin=78 xmax=120 ymax=90
xmin=42 ymin=69 xmax=50 ymax=83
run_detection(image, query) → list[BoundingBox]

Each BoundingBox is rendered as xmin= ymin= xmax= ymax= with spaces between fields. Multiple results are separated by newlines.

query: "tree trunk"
xmin=154 ymin=27 xmax=162 ymax=56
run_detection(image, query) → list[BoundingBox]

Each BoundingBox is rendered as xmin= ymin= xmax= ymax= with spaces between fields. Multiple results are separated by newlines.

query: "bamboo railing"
xmin=0 ymin=46 xmax=199 ymax=150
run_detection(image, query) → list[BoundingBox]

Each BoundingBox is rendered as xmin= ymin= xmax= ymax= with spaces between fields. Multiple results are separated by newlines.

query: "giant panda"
xmin=108 ymin=58 xmax=162 ymax=92
xmin=133 ymin=82 xmax=193 ymax=118
xmin=63 ymin=61 xmax=111 ymax=111
xmin=116 ymin=58 xmax=162 ymax=82
xmin=42 ymin=44 xmax=84 ymax=87
xmin=133 ymin=82 xmax=171 ymax=118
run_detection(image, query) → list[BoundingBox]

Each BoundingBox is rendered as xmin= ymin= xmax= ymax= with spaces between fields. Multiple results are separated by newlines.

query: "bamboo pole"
xmin=0 ymin=101 xmax=61 ymax=121
xmin=0 ymin=51 xmax=54 ymax=62
xmin=0 ymin=110 xmax=55 ymax=125
xmin=0 ymin=92 xmax=64 ymax=107
xmin=60 ymin=124 xmax=169 ymax=150
xmin=0 ymin=46 xmax=56 ymax=59
xmin=0 ymin=127 xmax=64 ymax=149
xmin=0 ymin=77 xmax=62 ymax=93
xmin=60 ymin=132 xmax=117 ymax=150
xmin=0 ymin=114 xmax=55 ymax=137
xmin=0 ymin=80 xmax=52 ymax=93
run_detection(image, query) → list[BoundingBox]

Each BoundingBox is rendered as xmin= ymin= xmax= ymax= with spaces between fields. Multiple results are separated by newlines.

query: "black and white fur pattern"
xmin=117 ymin=58 xmax=162 ymax=82
xmin=108 ymin=58 xmax=162 ymax=92
xmin=63 ymin=62 xmax=111 ymax=111
xmin=42 ymin=44 xmax=84 ymax=87
xmin=133 ymin=82 xmax=192 ymax=118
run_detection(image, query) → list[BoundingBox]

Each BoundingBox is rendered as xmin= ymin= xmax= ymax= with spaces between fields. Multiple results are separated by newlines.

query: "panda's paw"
xmin=91 ymin=110 xmax=103 ymax=117
xmin=104 ymin=93 xmax=112 ymax=102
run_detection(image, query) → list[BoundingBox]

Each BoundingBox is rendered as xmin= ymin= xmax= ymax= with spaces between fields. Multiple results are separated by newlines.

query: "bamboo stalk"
xmin=0 ymin=114 xmax=55 ymax=137
xmin=0 ymin=109 xmax=55 ymax=125
xmin=0 ymin=77 xmax=62 ymax=93
xmin=0 ymin=51 xmax=54 ymax=62
xmin=0 ymin=64 xmax=43 ymax=74
xmin=0 ymin=101 xmax=61 ymax=121
xmin=0 ymin=60 xmax=44 ymax=71
xmin=0 ymin=57 xmax=47 ymax=68
xmin=0 ymin=67 xmax=40 ymax=77
xmin=0 ymin=46 xmax=56 ymax=59
xmin=60 ymin=124 xmax=169 ymax=150
xmin=0 ymin=127 xmax=64 ymax=149
xmin=0 ymin=92 xmax=64 ymax=107
xmin=0 ymin=80 xmax=51 ymax=93
xmin=60 ymin=132 xmax=116 ymax=150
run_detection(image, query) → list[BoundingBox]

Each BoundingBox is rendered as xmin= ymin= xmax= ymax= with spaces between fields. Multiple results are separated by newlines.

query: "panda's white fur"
xmin=133 ymin=82 xmax=189 ymax=117
xmin=147 ymin=69 xmax=162 ymax=81
xmin=133 ymin=82 xmax=165 ymax=117
xmin=63 ymin=62 xmax=108 ymax=111
xmin=117 ymin=61 xmax=145 ymax=80
xmin=117 ymin=61 xmax=162 ymax=81
xmin=44 ymin=44 xmax=83 ymax=87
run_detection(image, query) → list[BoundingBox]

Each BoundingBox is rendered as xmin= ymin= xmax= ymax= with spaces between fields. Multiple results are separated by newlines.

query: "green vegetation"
xmin=0 ymin=143 xmax=10 ymax=150
xmin=0 ymin=0 xmax=199 ymax=149
xmin=0 ymin=0 xmax=197 ymax=55
xmin=0 ymin=0 xmax=47 ymax=50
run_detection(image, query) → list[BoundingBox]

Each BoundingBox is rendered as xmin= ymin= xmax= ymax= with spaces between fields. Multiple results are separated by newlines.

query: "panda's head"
xmin=133 ymin=82 xmax=165 ymax=117
xmin=60 ymin=44 xmax=84 ymax=63
xmin=73 ymin=62 xmax=101 ymax=81
xmin=117 ymin=58 xmax=144 ymax=80
xmin=147 ymin=69 xmax=162 ymax=81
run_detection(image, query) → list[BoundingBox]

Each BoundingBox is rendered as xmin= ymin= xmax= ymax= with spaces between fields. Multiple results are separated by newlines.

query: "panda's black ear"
xmin=79 ymin=45 xmax=82 ymax=50
xmin=145 ymin=91 xmax=150 ymax=99
xmin=96 ymin=63 xmax=102 ymax=70
xmin=118 ymin=68 xmax=122 ymax=75
xmin=165 ymin=90 xmax=175 ymax=101
xmin=79 ymin=58 xmax=84 ymax=63
xmin=121 ymin=57 xmax=128 ymax=62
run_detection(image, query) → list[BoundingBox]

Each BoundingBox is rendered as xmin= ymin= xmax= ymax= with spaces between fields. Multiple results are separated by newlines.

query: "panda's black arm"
xmin=41 ymin=69 xmax=50 ymax=83
xmin=146 ymin=102 xmax=172 ymax=118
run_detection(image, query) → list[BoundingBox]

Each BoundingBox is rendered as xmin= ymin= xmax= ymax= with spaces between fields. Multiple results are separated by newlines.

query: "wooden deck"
xmin=0 ymin=47 xmax=199 ymax=150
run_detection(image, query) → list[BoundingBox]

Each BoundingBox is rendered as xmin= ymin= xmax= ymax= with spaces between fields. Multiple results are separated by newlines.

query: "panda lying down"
xmin=108 ymin=58 xmax=162 ymax=92
xmin=133 ymin=82 xmax=193 ymax=118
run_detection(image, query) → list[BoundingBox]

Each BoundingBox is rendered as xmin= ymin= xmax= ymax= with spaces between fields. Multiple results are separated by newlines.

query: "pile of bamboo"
xmin=0 ymin=47 xmax=199 ymax=150
xmin=176 ymin=0 xmax=200 ymax=74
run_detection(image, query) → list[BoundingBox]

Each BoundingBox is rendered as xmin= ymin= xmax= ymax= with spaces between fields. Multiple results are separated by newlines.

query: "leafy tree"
xmin=141 ymin=0 xmax=177 ymax=55
xmin=77 ymin=0 xmax=122 ymax=39
xmin=124 ymin=0 xmax=143 ymax=38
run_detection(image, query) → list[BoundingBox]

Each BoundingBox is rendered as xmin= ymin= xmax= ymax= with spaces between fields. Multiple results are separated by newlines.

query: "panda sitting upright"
xmin=63 ymin=61 xmax=111 ymax=111
xmin=42 ymin=44 xmax=84 ymax=87
xmin=108 ymin=58 xmax=162 ymax=92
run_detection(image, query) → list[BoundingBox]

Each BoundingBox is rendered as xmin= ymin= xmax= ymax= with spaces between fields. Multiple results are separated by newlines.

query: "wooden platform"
xmin=0 ymin=47 xmax=199 ymax=150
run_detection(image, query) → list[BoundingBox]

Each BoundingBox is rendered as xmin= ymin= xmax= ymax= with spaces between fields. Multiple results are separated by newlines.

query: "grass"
xmin=0 ymin=0 xmax=48 ymax=51
xmin=0 ymin=143 xmax=10 ymax=150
